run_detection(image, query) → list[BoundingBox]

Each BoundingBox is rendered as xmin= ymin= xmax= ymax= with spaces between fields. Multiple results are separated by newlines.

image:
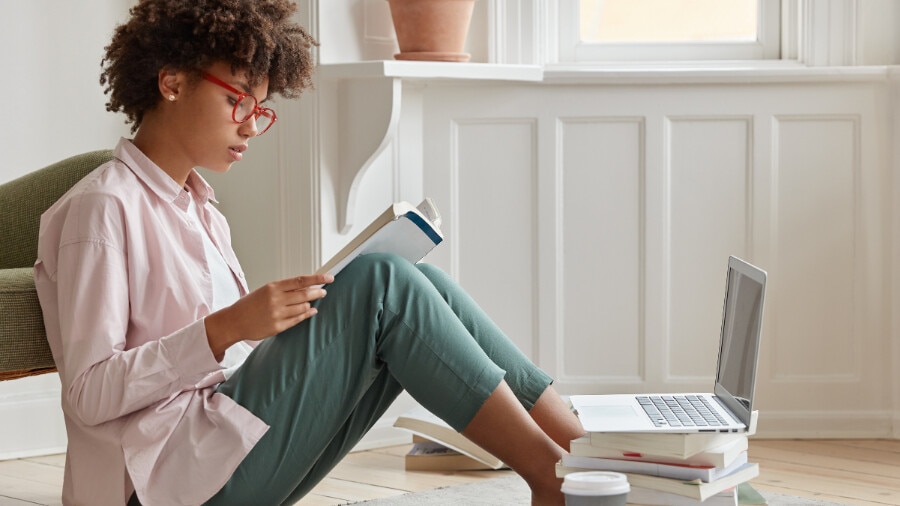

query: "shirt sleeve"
xmin=51 ymin=193 xmax=223 ymax=427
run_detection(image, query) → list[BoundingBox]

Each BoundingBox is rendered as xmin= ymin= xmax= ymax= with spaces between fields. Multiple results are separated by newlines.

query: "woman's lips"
xmin=229 ymin=145 xmax=246 ymax=162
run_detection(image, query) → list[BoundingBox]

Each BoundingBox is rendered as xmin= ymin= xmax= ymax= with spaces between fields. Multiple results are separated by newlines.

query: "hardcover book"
xmin=569 ymin=434 xmax=749 ymax=468
xmin=316 ymin=198 xmax=444 ymax=276
xmin=393 ymin=406 xmax=504 ymax=470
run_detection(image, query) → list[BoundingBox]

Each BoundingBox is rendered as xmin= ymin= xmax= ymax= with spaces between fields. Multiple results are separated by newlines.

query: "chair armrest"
xmin=0 ymin=268 xmax=56 ymax=380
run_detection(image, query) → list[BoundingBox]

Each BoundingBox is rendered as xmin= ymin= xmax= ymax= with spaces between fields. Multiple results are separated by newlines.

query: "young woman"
xmin=35 ymin=1 xmax=584 ymax=505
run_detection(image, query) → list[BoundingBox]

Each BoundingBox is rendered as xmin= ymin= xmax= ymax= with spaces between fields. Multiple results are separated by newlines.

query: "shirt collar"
xmin=114 ymin=138 xmax=219 ymax=209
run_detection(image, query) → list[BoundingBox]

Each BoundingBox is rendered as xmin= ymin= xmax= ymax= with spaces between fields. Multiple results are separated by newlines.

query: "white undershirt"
xmin=186 ymin=192 xmax=251 ymax=379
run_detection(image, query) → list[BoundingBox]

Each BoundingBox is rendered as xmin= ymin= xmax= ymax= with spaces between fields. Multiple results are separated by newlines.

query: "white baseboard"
xmin=352 ymin=423 xmax=412 ymax=452
xmin=752 ymin=410 xmax=896 ymax=439
xmin=2 ymin=387 xmax=894 ymax=462
xmin=0 ymin=382 xmax=419 ymax=460
xmin=351 ymin=392 xmax=418 ymax=452
xmin=354 ymin=407 xmax=900 ymax=451
xmin=0 ymin=387 xmax=67 ymax=460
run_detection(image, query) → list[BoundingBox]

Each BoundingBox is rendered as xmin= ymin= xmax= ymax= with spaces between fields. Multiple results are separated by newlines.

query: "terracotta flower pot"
xmin=388 ymin=0 xmax=477 ymax=62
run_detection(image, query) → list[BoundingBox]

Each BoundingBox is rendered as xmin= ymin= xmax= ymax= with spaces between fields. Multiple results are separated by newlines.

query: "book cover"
xmin=570 ymin=435 xmax=749 ymax=468
xmin=393 ymin=406 xmax=504 ymax=470
xmin=316 ymin=198 xmax=444 ymax=276
xmin=558 ymin=462 xmax=759 ymax=501
xmin=404 ymin=441 xmax=505 ymax=471
xmin=561 ymin=449 xmax=749 ymax=483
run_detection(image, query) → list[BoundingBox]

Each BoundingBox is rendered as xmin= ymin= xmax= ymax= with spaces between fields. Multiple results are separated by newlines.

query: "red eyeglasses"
xmin=202 ymin=73 xmax=277 ymax=136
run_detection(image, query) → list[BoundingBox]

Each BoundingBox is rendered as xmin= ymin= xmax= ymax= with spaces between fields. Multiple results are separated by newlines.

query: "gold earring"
xmin=168 ymin=95 xmax=176 ymax=101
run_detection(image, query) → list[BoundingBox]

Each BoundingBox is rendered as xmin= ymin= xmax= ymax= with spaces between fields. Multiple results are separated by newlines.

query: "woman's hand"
xmin=204 ymin=273 xmax=334 ymax=360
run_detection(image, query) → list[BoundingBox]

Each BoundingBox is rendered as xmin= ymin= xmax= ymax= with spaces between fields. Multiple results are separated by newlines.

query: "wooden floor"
xmin=1 ymin=439 xmax=898 ymax=505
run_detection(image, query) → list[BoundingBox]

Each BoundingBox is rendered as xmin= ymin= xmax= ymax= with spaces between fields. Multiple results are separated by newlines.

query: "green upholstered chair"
xmin=0 ymin=150 xmax=114 ymax=381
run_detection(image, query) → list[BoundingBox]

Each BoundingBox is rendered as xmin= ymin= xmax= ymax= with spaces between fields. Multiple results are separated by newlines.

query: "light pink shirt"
xmin=35 ymin=139 xmax=269 ymax=506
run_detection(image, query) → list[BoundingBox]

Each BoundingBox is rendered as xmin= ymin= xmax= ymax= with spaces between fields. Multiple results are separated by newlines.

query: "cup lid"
xmin=561 ymin=471 xmax=630 ymax=496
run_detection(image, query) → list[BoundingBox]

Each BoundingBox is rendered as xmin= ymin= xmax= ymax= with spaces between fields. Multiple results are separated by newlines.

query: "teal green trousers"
xmin=206 ymin=253 xmax=552 ymax=505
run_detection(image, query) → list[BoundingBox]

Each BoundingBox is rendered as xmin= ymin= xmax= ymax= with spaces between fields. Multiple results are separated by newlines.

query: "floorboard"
xmin=0 ymin=439 xmax=896 ymax=505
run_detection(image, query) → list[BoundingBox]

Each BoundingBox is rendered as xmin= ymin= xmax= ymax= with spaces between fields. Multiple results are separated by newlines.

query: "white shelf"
xmin=542 ymin=63 xmax=894 ymax=85
xmin=318 ymin=60 xmax=543 ymax=82
xmin=318 ymin=60 xmax=894 ymax=86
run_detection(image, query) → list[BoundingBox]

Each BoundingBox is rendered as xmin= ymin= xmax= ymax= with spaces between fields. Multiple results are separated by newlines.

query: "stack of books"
xmin=557 ymin=412 xmax=764 ymax=505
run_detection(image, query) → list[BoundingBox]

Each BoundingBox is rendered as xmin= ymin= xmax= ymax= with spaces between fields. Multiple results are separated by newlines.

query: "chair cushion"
xmin=0 ymin=267 xmax=56 ymax=380
xmin=0 ymin=150 xmax=114 ymax=380
xmin=0 ymin=149 xmax=114 ymax=269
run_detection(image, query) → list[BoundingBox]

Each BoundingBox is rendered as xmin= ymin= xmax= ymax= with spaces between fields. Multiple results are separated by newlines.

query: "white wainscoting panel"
xmin=772 ymin=117 xmax=859 ymax=382
xmin=558 ymin=118 xmax=644 ymax=384
xmin=454 ymin=119 xmax=539 ymax=360
xmin=412 ymin=76 xmax=893 ymax=437
xmin=666 ymin=117 xmax=752 ymax=381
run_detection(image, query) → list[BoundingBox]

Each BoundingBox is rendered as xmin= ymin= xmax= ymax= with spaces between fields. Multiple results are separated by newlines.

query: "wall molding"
xmin=891 ymin=70 xmax=900 ymax=438
xmin=797 ymin=0 xmax=859 ymax=66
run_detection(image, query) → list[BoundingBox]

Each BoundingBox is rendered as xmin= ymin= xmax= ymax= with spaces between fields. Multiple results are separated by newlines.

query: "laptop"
xmin=569 ymin=256 xmax=766 ymax=433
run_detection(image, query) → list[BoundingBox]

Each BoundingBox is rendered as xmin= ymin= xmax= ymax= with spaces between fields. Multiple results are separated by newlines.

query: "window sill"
xmin=317 ymin=60 xmax=895 ymax=86
xmin=317 ymin=61 xmax=543 ymax=83
xmin=541 ymin=62 xmax=894 ymax=85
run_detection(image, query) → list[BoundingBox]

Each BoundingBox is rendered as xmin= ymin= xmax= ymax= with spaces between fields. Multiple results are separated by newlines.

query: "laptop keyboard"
xmin=637 ymin=395 xmax=729 ymax=428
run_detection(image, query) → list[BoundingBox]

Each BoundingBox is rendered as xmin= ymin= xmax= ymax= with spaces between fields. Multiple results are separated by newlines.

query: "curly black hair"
xmin=100 ymin=0 xmax=317 ymax=131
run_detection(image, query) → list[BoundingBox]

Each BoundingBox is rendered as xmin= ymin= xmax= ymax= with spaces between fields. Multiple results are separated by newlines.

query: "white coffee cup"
xmin=561 ymin=471 xmax=630 ymax=506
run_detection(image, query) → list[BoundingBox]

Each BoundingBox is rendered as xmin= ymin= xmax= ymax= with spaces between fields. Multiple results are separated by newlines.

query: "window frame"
xmin=487 ymin=0 xmax=859 ymax=68
xmin=559 ymin=0 xmax=782 ymax=62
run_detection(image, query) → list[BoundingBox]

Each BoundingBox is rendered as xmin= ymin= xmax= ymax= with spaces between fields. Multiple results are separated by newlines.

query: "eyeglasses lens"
xmin=234 ymin=95 xmax=274 ymax=135
xmin=254 ymin=110 xmax=274 ymax=134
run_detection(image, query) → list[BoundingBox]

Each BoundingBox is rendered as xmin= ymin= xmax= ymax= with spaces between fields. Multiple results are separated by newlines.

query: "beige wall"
xmin=2 ymin=1 xmax=132 ymax=181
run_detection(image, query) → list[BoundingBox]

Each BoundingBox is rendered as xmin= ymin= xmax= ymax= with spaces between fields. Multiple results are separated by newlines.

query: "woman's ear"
xmin=159 ymin=68 xmax=182 ymax=102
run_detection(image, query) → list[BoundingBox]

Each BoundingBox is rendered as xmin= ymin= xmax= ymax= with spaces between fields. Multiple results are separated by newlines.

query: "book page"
xmin=316 ymin=199 xmax=444 ymax=276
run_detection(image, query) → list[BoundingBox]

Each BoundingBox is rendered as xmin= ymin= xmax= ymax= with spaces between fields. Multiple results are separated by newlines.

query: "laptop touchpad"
xmin=578 ymin=405 xmax=640 ymax=419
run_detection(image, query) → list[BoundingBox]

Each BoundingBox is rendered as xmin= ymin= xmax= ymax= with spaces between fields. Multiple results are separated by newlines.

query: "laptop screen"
xmin=714 ymin=257 xmax=766 ymax=426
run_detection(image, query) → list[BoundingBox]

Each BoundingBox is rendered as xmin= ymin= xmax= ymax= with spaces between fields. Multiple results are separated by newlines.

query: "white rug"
xmin=352 ymin=476 xmax=852 ymax=505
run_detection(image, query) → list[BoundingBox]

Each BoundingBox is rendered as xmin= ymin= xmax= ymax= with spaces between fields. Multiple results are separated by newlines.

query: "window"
xmin=559 ymin=0 xmax=781 ymax=62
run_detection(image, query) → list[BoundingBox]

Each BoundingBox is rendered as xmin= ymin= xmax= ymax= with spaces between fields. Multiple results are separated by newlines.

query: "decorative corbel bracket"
xmin=332 ymin=76 xmax=402 ymax=234
xmin=317 ymin=61 xmax=541 ymax=234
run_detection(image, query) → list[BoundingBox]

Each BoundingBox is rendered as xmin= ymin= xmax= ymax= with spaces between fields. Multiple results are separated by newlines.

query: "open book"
xmin=393 ymin=406 xmax=505 ymax=470
xmin=405 ymin=438 xmax=505 ymax=471
xmin=316 ymin=199 xmax=444 ymax=276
